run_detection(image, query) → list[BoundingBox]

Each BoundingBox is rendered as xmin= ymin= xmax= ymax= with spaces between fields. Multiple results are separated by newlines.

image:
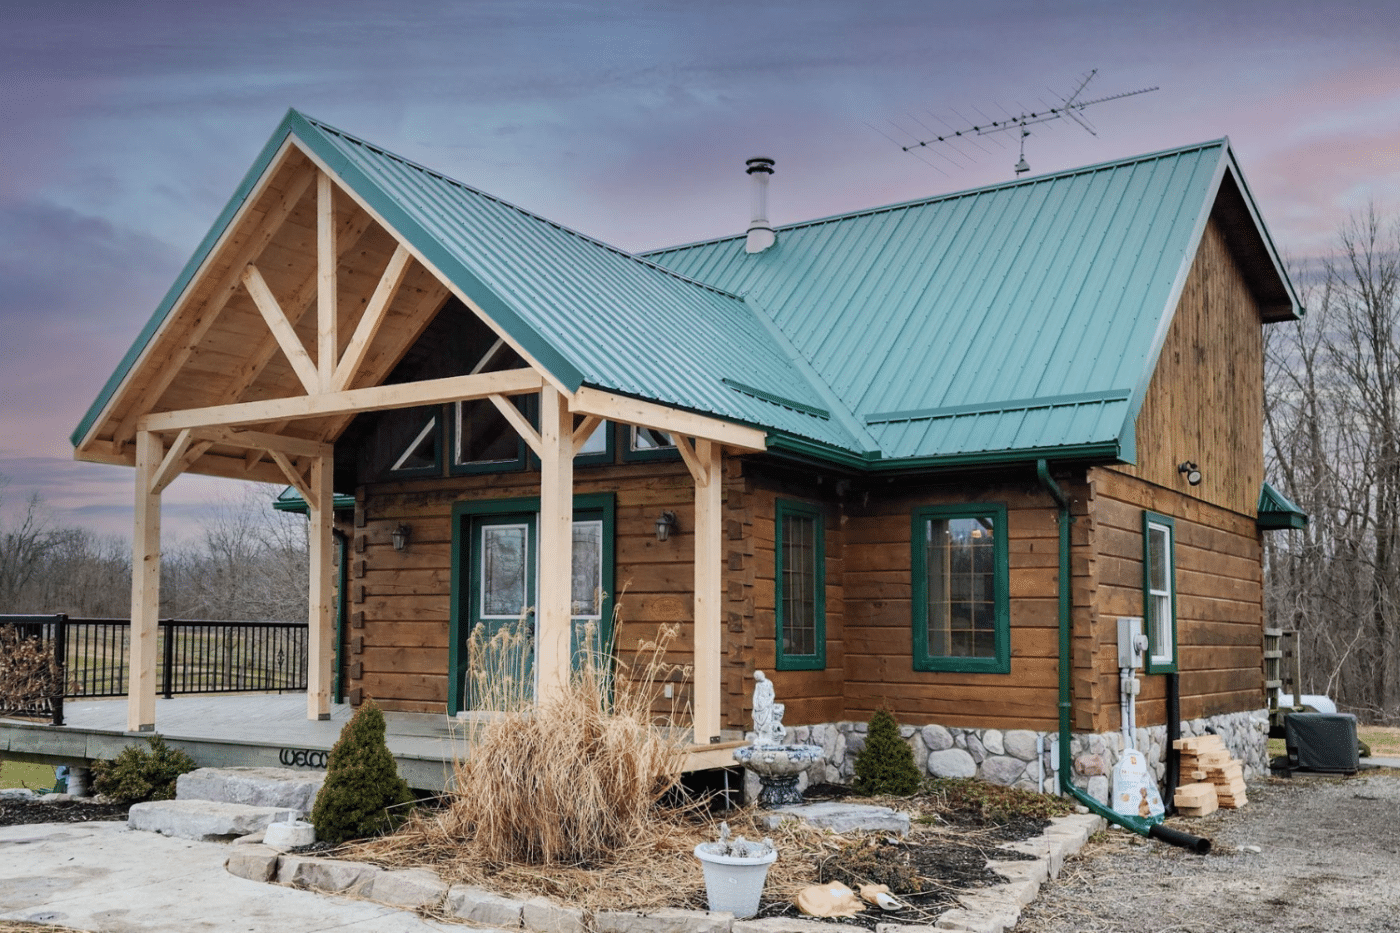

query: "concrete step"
xmin=129 ymin=799 xmax=298 ymax=841
xmin=176 ymin=767 xmax=324 ymax=815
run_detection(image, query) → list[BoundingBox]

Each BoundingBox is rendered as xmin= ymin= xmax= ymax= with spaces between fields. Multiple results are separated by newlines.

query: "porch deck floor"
xmin=0 ymin=694 xmax=744 ymax=791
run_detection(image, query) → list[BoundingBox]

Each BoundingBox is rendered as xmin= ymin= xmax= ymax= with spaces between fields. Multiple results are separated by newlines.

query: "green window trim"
xmin=574 ymin=417 xmax=614 ymax=467
xmin=1142 ymin=511 xmax=1178 ymax=674
xmin=774 ymin=499 xmax=826 ymax=671
xmin=911 ymin=502 xmax=1010 ymax=674
xmin=447 ymin=492 xmax=616 ymax=715
xmin=449 ymin=397 xmax=530 ymax=476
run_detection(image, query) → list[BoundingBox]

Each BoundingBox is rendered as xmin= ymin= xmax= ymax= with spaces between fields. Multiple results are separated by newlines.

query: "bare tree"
xmin=1265 ymin=205 xmax=1400 ymax=722
xmin=0 ymin=478 xmax=67 ymax=610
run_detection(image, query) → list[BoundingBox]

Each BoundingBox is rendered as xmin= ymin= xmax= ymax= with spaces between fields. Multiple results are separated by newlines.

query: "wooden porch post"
xmin=128 ymin=431 xmax=162 ymax=732
xmin=536 ymin=385 xmax=574 ymax=703
xmin=307 ymin=455 xmax=334 ymax=720
xmin=692 ymin=439 xmax=723 ymax=743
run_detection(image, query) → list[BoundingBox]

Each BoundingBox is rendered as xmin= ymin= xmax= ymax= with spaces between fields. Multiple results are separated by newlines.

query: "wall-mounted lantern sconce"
xmin=1178 ymin=461 xmax=1202 ymax=487
xmin=391 ymin=523 xmax=412 ymax=552
xmin=655 ymin=511 xmax=679 ymax=542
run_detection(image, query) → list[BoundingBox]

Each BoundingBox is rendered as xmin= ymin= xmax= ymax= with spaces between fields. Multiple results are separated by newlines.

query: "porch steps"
xmin=127 ymin=767 xmax=325 ymax=842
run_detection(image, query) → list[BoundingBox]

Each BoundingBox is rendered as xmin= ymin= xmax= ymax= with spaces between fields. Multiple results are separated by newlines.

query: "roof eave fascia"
xmin=1220 ymin=144 xmax=1305 ymax=322
xmin=284 ymin=112 xmax=586 ymax=395
xmin=71 ymin=110 xmax=308 ymax=452
xmin=762 ymin=432 xmax=1121 ymax=474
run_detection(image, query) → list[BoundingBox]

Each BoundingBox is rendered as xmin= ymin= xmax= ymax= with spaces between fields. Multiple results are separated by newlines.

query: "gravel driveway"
xmin=1014 ymin=768 xmax=1400 ymax=933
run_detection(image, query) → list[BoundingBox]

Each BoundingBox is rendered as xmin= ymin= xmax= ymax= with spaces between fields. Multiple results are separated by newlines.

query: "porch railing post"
xmin=161 ymin=618 xmax=175 ymax=699
xmin=52 ymin=613 xmax=67 ymax=727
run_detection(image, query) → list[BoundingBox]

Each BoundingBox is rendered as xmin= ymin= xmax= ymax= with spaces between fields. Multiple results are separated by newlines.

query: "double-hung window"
xmin=1143 ymin=512 xmax=1177 ymax=673
xmin=912 ymin=503 xmax=1010 ymax=674
xmin=775 ymin=500 xmax=825 ymax=670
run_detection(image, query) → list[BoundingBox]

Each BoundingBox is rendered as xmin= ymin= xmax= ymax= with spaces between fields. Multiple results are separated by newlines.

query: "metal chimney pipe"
xmin=745 ymin=157 xmax=775 ymax=254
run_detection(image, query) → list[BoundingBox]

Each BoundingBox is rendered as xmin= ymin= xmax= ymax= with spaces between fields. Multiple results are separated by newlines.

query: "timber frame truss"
xmin=74 ymin=140 xmax=765 ymax=741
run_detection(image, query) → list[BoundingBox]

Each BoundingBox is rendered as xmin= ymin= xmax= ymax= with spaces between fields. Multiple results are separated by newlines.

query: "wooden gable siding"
xmin=840 ymin=476 xmax=1095 ymax=732
xmin=1085 ymin=467 xmax=1264 ymax=730
xmin=1109 ymin=213 xmax=1266 ymax=516
xmin=344 ymin=455 xmax=763 ymax=724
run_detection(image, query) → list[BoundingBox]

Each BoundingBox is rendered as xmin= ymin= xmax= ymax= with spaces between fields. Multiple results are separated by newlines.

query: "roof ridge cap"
xmin=643 ymin=139 xmax=1230 ymax=256
xmin=297 ymin=112 xmax=743 ymax=300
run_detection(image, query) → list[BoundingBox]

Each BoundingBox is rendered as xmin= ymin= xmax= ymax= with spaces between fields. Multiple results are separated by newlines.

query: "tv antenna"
xmin=896 ymin=70 xmax=1158 ymax=177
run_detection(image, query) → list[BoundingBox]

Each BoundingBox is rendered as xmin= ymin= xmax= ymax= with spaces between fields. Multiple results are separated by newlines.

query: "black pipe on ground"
xmin=1149 ymin=823 xmax=1213 ymax=854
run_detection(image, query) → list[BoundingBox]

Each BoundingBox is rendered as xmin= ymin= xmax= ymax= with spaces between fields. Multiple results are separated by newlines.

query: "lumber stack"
xmin=1174 ymin=735 xmax=1248 ymax=810
xmin=1172 ymin=781 xmax=1218 ymax=816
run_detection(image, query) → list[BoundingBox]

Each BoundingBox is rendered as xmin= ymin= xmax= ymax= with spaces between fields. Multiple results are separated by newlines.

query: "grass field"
xmin=0 ymin=758 xmax=58 ymax=791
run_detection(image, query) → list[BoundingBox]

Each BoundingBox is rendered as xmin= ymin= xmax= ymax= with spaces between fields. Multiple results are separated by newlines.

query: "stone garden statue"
xmin=750 ymin=670 xmax=786 ymax=745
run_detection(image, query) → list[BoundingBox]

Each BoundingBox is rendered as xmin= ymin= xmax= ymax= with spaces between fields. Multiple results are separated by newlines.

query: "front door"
xmin=451 ymin=496 xmax=614 ymax=714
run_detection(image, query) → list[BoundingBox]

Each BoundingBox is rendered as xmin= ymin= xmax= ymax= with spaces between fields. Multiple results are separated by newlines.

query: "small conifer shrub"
xmin=311 ymin=699 xmax=415 ymax=844
xmin=91 ymin=735 xmax=197 ymax=802
xmin=853 ymin=708 xmax=922 ymax=797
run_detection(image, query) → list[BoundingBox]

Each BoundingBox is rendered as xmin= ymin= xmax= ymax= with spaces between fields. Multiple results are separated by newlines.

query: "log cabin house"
xmin=72 ymin=111 xmax=1305 ymax=798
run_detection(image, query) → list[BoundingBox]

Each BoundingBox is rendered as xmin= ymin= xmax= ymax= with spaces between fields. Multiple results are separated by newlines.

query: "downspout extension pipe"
xmin=1035 ymin=460 xmax=1211 ymax=855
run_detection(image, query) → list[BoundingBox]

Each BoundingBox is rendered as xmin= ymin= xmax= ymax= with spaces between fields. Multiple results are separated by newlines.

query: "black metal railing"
xmin=0 ymin=615 xmax=308 ymax=726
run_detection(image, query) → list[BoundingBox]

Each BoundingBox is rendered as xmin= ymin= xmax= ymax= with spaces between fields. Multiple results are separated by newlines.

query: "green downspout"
xmin=1036 ymin=460 xmax=1209 ymax=851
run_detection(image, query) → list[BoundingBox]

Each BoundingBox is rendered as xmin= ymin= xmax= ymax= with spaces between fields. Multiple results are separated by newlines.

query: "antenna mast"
xmin=900 ymin=70 xmax=1158 ymax=177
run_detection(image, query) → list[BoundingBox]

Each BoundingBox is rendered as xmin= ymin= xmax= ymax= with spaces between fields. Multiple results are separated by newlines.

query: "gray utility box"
xmin=1285 ymin=712 xmax=1360 ymax=774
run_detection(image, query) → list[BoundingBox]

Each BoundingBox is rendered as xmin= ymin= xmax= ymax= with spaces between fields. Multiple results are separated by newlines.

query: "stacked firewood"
xmin=1171 ymin=734 xmax=1247 ymax=816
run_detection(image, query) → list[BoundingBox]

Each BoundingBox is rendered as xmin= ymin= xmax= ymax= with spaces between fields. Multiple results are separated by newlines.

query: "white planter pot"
xmin=694 ymin=843 xmax=777 ymax=918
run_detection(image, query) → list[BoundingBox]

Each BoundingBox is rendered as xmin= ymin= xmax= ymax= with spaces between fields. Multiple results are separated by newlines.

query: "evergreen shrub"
xmin=91 ymin=735 xmax=197 ymax=802
xmin=853 ymin=708 xmax=922 ymax=797
xmin=310 ymin=699 xmax=414 ymax=844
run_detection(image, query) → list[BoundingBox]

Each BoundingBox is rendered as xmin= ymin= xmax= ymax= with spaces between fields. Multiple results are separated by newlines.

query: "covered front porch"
xmin=69 ymin=113 xmax=770 ymax=744
xmin=0 ymin=694 xmax=746 ymax=791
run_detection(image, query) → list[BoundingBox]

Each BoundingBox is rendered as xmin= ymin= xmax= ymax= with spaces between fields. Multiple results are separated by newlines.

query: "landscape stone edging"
xmin=223 ymin=812 xmax=1106 ymax=933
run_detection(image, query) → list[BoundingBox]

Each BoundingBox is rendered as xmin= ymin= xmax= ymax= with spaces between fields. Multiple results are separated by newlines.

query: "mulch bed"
xmin=0 ymin=797 xmax=132 ymax=827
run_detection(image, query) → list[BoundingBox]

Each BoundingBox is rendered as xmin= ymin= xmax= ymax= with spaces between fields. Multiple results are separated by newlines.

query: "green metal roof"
xmin=272 ymin=486 xmax=356 ymax=515
xmin=1257 ymin=481 xmax=1308 ymax=529
xmin=647 ymin=140 xmax=1301 ymax=466
xmin=76 ymin=115 xmax=1301 ymax=474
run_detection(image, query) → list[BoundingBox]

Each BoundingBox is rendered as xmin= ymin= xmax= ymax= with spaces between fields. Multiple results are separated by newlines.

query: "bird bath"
xmin=733 ymin=671 xmax=824 ymax=808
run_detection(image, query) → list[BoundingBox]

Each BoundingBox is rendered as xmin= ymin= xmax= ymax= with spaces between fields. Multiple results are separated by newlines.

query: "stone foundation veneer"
xmin=778 ymin=709 xmax=1268 ymax=806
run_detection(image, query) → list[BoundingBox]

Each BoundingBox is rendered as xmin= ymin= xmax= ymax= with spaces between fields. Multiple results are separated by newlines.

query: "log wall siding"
xmin=840 ymin=477 xmax=1094 ymax=732
xmin=737 ymin=470 xmax=846 ymax=729
xmin=345 ymin=456 xmax=760 ymax=719
xmin=1085 ymin=467 xmax=1264 ymax=731
xmin=1109 ymin=214 xmax=1266 ymax=517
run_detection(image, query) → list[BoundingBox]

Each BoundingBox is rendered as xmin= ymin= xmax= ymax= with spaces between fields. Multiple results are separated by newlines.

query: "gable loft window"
xmin=912 ymin=503 xmax=1010 ymax=674
xmin=775 ymin=500 xmax=825 ymax=670
xmin=451 ymin=337 xmax=528 ymax=475
xmin=390 ymin=413 xmax=439 ymax=473
xmin=622 ymin=424 xmax=680 ymax=462
xmin=1143 ymin=511 xmax=1177 ymax=674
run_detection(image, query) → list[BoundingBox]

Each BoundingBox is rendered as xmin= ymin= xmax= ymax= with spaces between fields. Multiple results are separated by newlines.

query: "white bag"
xmin=1111 ymin=749 xmax=1164 ymax=819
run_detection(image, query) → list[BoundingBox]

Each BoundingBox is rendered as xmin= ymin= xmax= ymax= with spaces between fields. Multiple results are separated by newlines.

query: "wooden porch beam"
xmin=317 ymin=173 xmax=337 ymax=393
xmin=149 ymin=429 xmax=195 ymax=496
xmin=536 ymin=384 xmax=574 ymax=704
xmin=570 ymin=387 xmax=767 ymax=452
xmin=692 ymin=438 xmax=723 ymax=744
xmin=269 ymin=450 xmax=315 ymax=512
xmin=128 ymin=431 xmax=162 ymax=732
xmin=332 ymin=243 xmax=412 ymax=392
xmin=572 ymin=414 xmax=604 ymax=457
xmin=489 ymin=393 xmax=542 ymax=457
xmin=221 ymin=211 xmax=376 ymax=407
xmin=242 ymin=264 xmax=320 ymax=395
xmin=110 ymin=161 xmax=317 ymax=445
xmin=674 ymin=435 xmax=708 ymax=486
xmin=138 ymin=368 xmax=544 ymax=433
xmin=190 ymin=427 xmax=332 ymax=460
xmin=306 ymin=455 xmax=334 ymax=720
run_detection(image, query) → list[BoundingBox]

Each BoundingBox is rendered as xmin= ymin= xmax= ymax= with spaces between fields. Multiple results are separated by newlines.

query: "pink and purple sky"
xmin=2 ymin=0 xmax=1397 ymax=541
